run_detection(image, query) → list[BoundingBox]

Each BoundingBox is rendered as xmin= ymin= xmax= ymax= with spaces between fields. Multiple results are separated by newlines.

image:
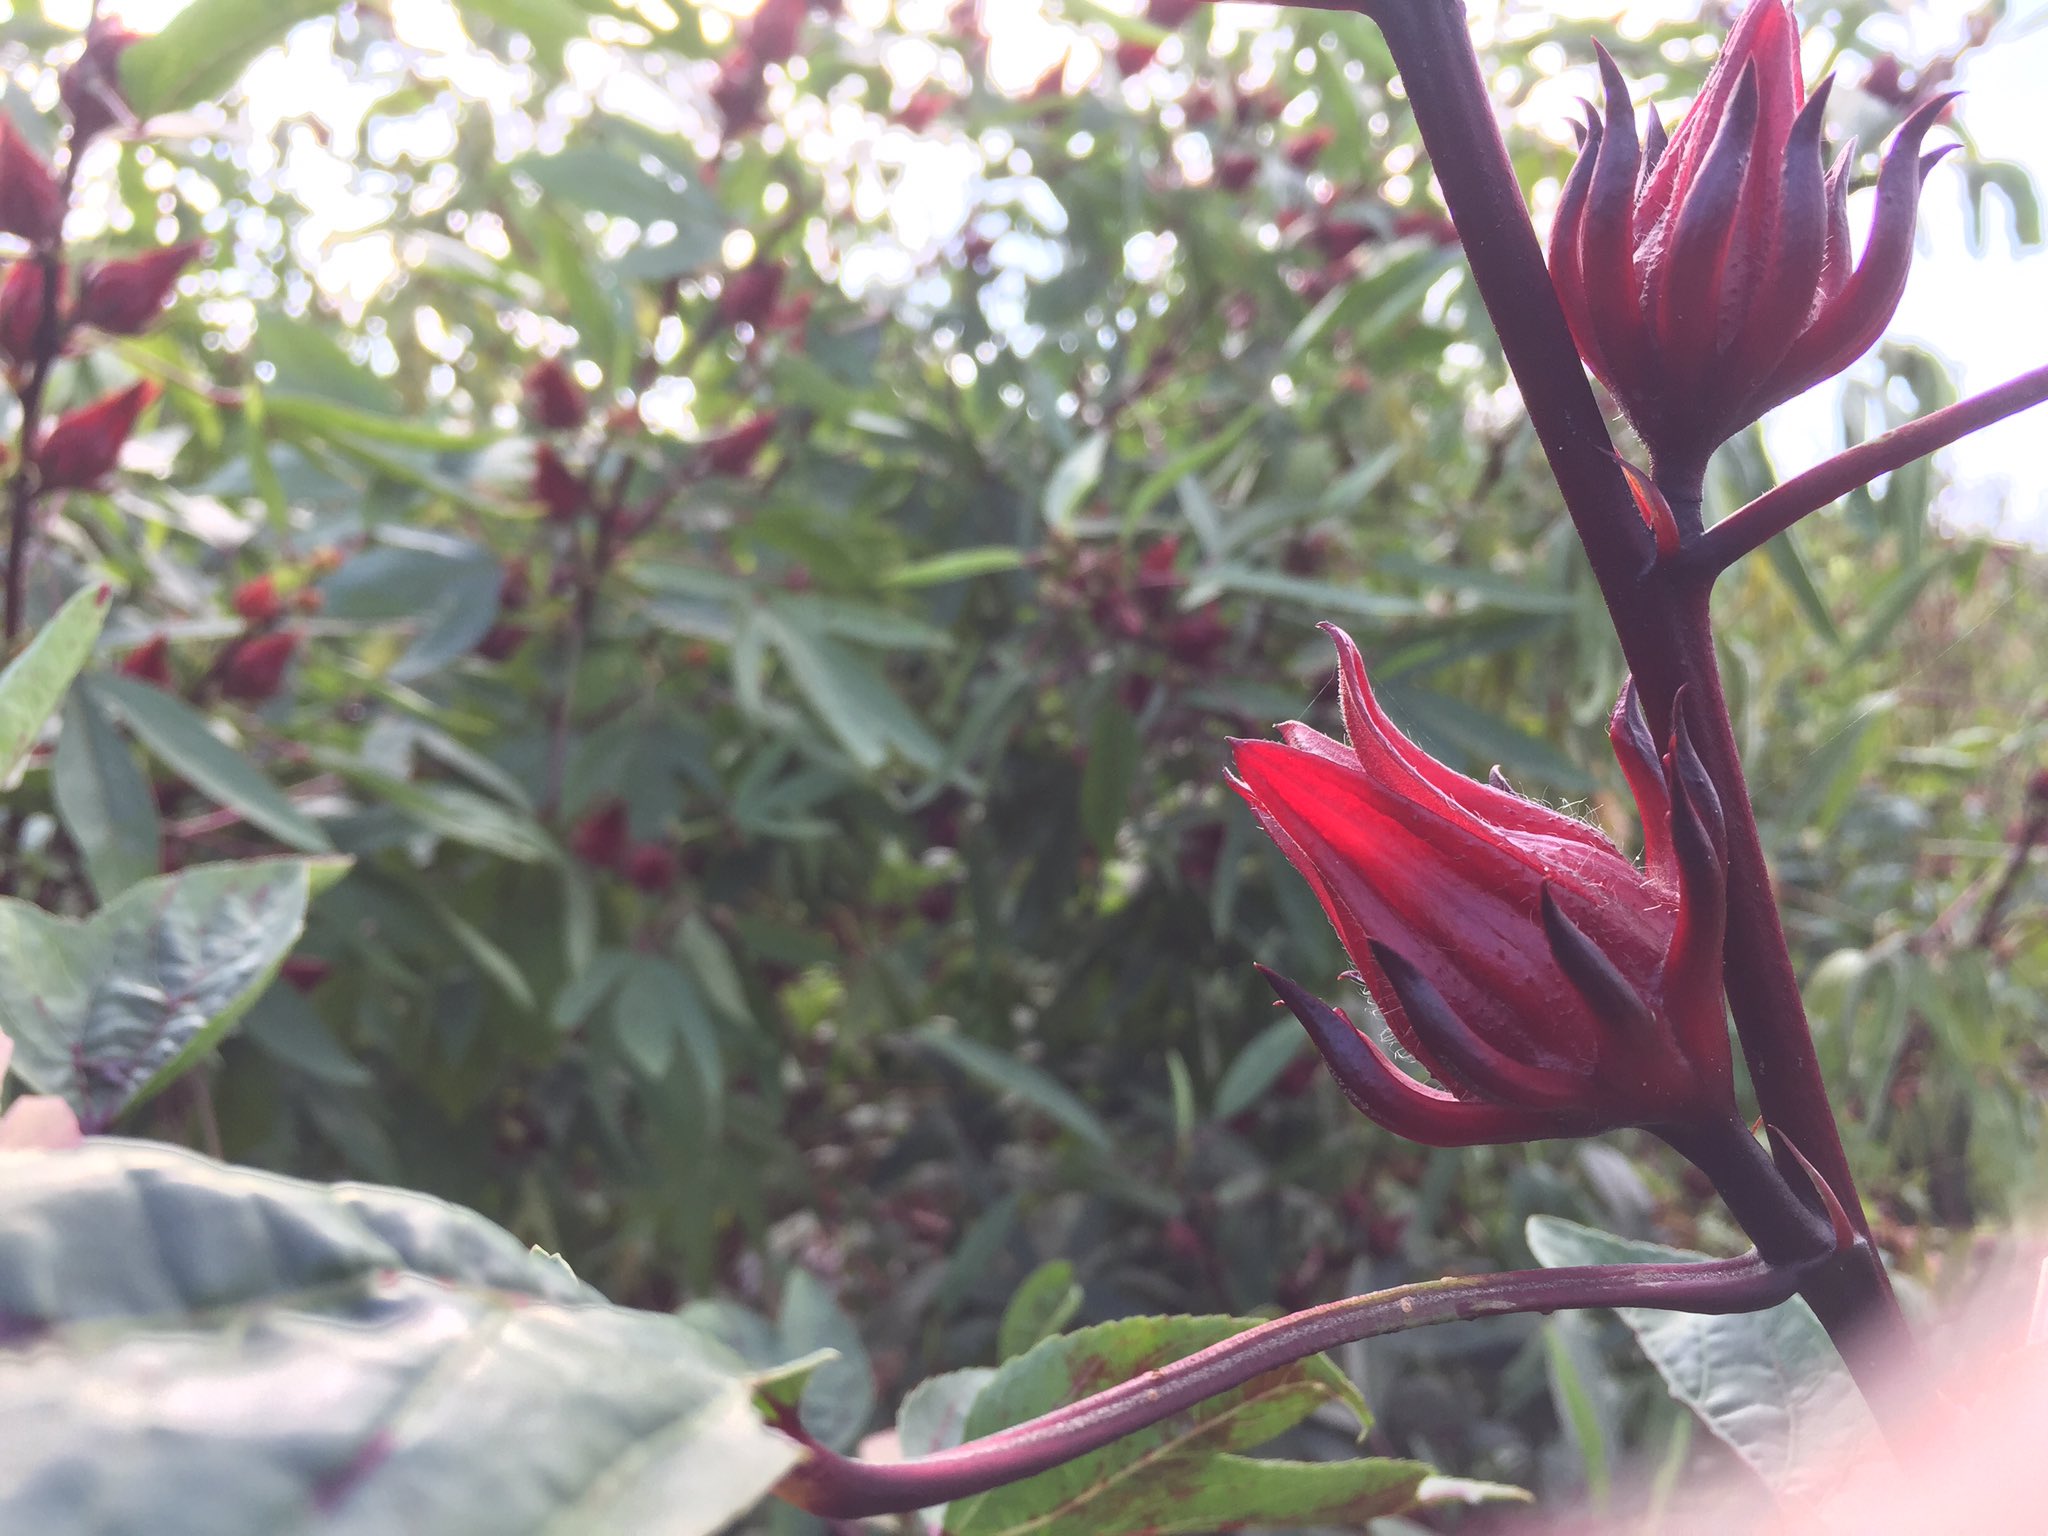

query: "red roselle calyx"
xmin=34 ymin=381 xmax=160 ymax=489
xmin=60 ymin=21 xmax=139 ymax=144
xmin=1234 ymin=627 xmax=1734 ymax=1145
xmin=0 ymin=260 xmax=57 ymax=369
xmin=704 ymin=411 xmax=779 ymax=476
xmin=1548 ymin=0 xmax=1956 ymax=492
xmin=0 ymin=116 xmax=63 ymax=247
xmin=532 ymin=443 xmax=589 ymax=520
xmin=76 ymin=242 xmax=206 ymax=335
xmin=522 ymin=358 xmax=587 ymax=432
xmin=220 ymin=630 xmax=300 ymax=703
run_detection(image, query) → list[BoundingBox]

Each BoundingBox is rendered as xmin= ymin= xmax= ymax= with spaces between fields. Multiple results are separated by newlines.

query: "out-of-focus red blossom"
xmin=1147 ymin=0 xmax=1203 ymax=24
xmin=220 ymin=630 xmax=300 ymax=703
xmin=59 ymin=21 xmax=138 ymax=144
xmin=475 ymin=623 xmax=529 ymax=662
xmin=0 ymin=260 xmax=55 ymax=368
xmin=765 ymin=289 xmax=814 ymax=338
xmin=1311 ymin=218 xmax=1376 ymax=260
xmin=294 ymin=586 xmax=323 ymax=615
xmin=1115 ymin=39 xmax=1158 ymax=76
xmin=0 ymin=117 xmax=63 ymax=246
xmin=718 ymin=261 xmax=785 ymax=330
xmin=711 ymin=50 xmax=767 ymax=136
xmin=895 ymin=91 xmax=950 ymax=132
xmin=746 ymin=0 xmax=807 ymax=63
xmin=1284 ymin=126 xmax=1335 ymax=169
xmin=232 ymin=574 xmax=283 ymax=626
xmin=1216 ymin=151 xmax=1259 ymax=192
xmin=961 ymin=230 xmax=995 ymax=267
xmin=1549 ymin=0 xmax=1956 ymax=484
xmin=1027 ymin=56 xmax=1069 ymax=101
xmin=499 ymin=558 xmax=531 ymax=611
xmin=915 ymin=883 xmax=958 ymax=924
xmin=119 ymin=634 xmax=173 ymax=688
xmin=76 ymin=242 xmax=205 ymax=335
xmin=281 ymin=956 xmax=332 ymax=993
xmin=1391 ymin=209 xmax=1460 ymax=246
xmin=1182 ymin=87 xmax=1219 ymax=124
xmin=532 ymin=443 xmax=588 ymax=521
xmin=35 ymin=380 xmax=158 ymax=489
xmin=1237 ymin=627 xmax=1737 ymax=1146
xmin=622 ymin=842 xmax=681 ymax=894
xmin=1164 ymin=604 xmax=1230 ymax=669
xmin=1178 ymin=821 xmax=1225 ymax=887
xmin=570 ymin=798 xmax=631 ymax=869
xmin=1161 ymin=1217 xmax=1207 ymax=1264
xmin=1862 ymin=53 xmax=1909 ymax=107
xmin=522 ymin=358 xmax=587 ymax=431
xmin=704 ymin=411 xmax=779 ymax=475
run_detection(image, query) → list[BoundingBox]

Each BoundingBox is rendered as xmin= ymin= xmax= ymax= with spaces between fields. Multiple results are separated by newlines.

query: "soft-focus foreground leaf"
xmin=52 ymin=684 xmax=161 ymax=901
xmin=0 ymin=1140 xmax=797 ymax=1535
xmin=0 ymin=583 xmax=108 ymax=782
xmin=938 ymin=1313 xmax=1513 ymax=1535
xmin=0 ymin=858 xmax=345 ymax=1128
xmin=119 ymin=0 xmax=338 ymax=118
xmin=1525 ymin=1216 xmax=1873 ymax=1499
xmin=916 ymin=1027 xmax=1114 ymax=1152
xmin=996 ymin=1260 xmax=1083 ymax=1361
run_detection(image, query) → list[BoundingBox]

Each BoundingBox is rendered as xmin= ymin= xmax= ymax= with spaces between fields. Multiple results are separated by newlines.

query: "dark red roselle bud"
xmin=521 ymin=358 xmax=587 ymax=431
xmin=0 ymin=260 xmax=56 ymax=369
xmin=711 ymin=50 xmax=768 ymax=137
xmin=232 ymin=574 xmax=283 ymax=626
xmin=220 ymin=630 xmax=300 ymax=703
xmin=0 ymin=117 xmax=64 ymax=247
xmin=119 ymin=634 xmax=173 ymax=688
xmin=1115 ymin=40 xmax=1159 ymax=76
xmin=703 ymin=411 xmax=780 ymax=475
xmin=1235 ymin=627 xmax=1734 ymax=1146
xmin=622 ymin=842 xmax=680 ymax=894
xmin=895 ymin=91 xmax=950 ymax=132
xmin=281 ymin=956 xmax=332 ymax=993
xmin=59 ymin=21 xmax=139 ymax=144
xmin=35 ymin=381 xmax=159 ymax=489
xmin=747 ymin=0 xmax=807 ymax=64
xmin=76 ymin=242 xmax=205 ymax=335
xmin=1548 ymin=0 xmax=1957 ymax=492
xmin=1216 ymin=152 xmax=1259 ymax=192
xmin=532 ymin=443 xmax=588 ymax=520
xmin=1284 ymin=127 xmax=1335 ymax=169
xmin=474 ymin=623 xmax=529 ymax=662
xmin=718 ymin=261 xmax=786 ymax=330
xmin=1146 ymin=0 xmax=1202 ymax=25
xmin=569 ymin=798 xmax=630 ymax=869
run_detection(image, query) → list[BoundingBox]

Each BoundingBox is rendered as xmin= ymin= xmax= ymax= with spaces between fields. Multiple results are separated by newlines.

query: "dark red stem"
xmin=1693 ymin=362 xmax=2048 ymax=574
xmin=777 ymin=1249 xmax=1823 ymax=1519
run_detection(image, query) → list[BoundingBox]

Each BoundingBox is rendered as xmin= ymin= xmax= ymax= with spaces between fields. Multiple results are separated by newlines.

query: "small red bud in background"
xmin=569 ymin=798 xmax=630 ymax=869
xmin=0 ymin=260 xmax=55 ymax=369
xmin=521 ymin=358 xmax=586 ymax=431
xmin=765 ymin=290 xmax=813 ymax=337
xmin=717 ymin=261 xmax=785 ymax=330
xmin=1146 ymin=0 xmax=1201 ymax=24
xmin=34 ymin=380 xmax=159 ymax=489
xmin=0 ymin=117 xmax=64 ymax=246
xmin=1162 ymin=1217 xmax=1208 ymax=1265
xmin=499 ymin=558 xmax=531 ymax=610
xmin=1183 ymin=87 xmax=1218 ymax=124
xmin=961 ymin=230 xmax=995 ymax=267
xmin=220 ymin=630 xmax=300 ymax=703
xmin=1027 ymin=56 xmax=1069 ymax=102
xmin=119 ymin=635 xmax=173 ymax=688
xmin=1284 ymin=126 xmax=1334 ymax=169
xmin=532 ymin=443 xmax=588 ymax=521
xmin=622 ymin=842 xmax=680 ymax=894
xmin=75 ymin=242 xmax=205 ymax=335
xmin=1310 ymin=218 xmax=1374 ymax=260
xmin=281 ymin=956 xmax=332 ymax=993
xmin=1216 ymin=151 xmax=1258 ymax=192
xmin=1164 ymin=604 xmax=1230 ymax=669
xmin=232 ymin=575 xmax=282 ymax=626
xmin=1115 ymin=39 xmax=1158 ymax=76
xmin=894 ymin=90 xmax=950 ymax=132
xmin=711 ymin=50 xmax=767 ymax=137
xmin=747 ymin=0 xmax=806 ymax=64
xmin=704 ymin=411 xmax=779 ymax=476
xmin=59 ymin=21 xmax=138 ymax=144
xmin=475 ymin=623 xmax=529 ymax=662
xmin=294 ymin=586 xmax=323 ymax=614
xmin=1391 ymin=209 xmax=1459 ymax=246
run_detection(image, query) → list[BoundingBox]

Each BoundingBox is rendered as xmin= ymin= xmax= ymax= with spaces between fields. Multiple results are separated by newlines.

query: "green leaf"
xmin=916 ymin=1028 xmax=1114 ymax=1153
xmin=317 ymin=537 xmax=504 ymax=682
xmin=0 ymin=582 xmax=109 ymax=782
xmin=1042 ymin=431 xmax=1108 ymax=531
xmin=760 ymin=610 xmax=944 ymax=772
xmin=611 ymin=955 xmax=722 ymax=1120
xmin=0 ymin=858 xmax=342 ymax=1128
xmin=94 ymin=676 xmax=332 ymax=854
xmin=1194 ymin=564 xmax=1427 ymax=623
xmin=882 ymin=547 xmax=1029 ymax=588
xmin=324 ymin=758 xmax=560 ymax=864
xmin=943 ymin=1314 xmax=1385 ymax=1536
xmin=52 ymin=681 xmax=161 ymax=901
xmin=898 ymin=1367 xmax=997 ymax=1458
xmin=1210 ymin=1019 xmax=1309 ymax=1122
xmin=0 ymin=1140 xmax=798 ymax=1534
xmin=778 ymin=1269 xmax=875 ymax=1452
xmin=118 ymin=0 xmax=337 ymax=118
xmin=1525 ymin=1216 xmax=1872 ymax=1499
xmin=678 ymin=913 xmax=751 ymax=1027
xmin=552 ymin=949 xmax=636 ymax=1033
xmin=997 ymin=1260 xmax=1084 ymax=1361
xmin=1078 ymin=697 xmax=1140 ymax=854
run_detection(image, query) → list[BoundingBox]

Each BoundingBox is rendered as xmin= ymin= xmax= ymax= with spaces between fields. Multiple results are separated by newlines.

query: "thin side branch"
xmin=1693 ymin=363 xmax=2048 ymax=574
xmin=775 ymin=1249 xmax=1827 ymax=1519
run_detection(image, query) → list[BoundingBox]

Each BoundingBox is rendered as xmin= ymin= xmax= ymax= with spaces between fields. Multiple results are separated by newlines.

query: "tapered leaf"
xmin=0 ymin=583 xmax=109 ymax=782
xmin=118 ymin=0 xmax=336 ymax=118
xmin=52 ymin=682 xmax=161 ymax=900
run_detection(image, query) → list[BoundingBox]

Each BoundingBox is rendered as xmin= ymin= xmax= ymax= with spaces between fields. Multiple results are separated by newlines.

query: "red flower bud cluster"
xmin=703 ymin=411 xmax=780 ymax=476
xmin=476 ymin=560 xmax=531 ymax=662
xmin=220 ymin=630 xmax=300 ymax=703
xmin=522 ymin=358 xmax=587 ymax=432
xmin=1236 ymin=628 xmax=1735 ymax=1145
xmin=718 ymin=261 xmax=786 ymax=331
xmin=569 ymin=796 xmax=680 ymax=893
xmin=1548 ymin=0 xmax=1956 ymax=485
xmin=533 ymin=443 xmax=589 ymax=521
xmin=34 ymin=380 xmax=158 ymax=489
xmin=232 ymin=574 xmax=284 ymax=626
xmin=120 ymin=634 xmax=174 ymax=688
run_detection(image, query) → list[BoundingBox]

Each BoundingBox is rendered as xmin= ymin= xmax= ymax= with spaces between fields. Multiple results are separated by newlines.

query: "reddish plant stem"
xmin=776 ymin=1248 xmax=1824 ymax=1519
xmin=1692 ymin=363 xmax=2048 ymax=575
xmin=1349 ymin=0 xmax=1911 ymax=1401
